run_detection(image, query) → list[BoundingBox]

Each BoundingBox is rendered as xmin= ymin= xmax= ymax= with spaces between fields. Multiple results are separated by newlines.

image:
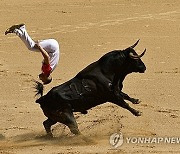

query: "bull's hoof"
xmin=132 ymin=99 xmax=141 ymax=104
xmin=81 ymin=110 xmax=88 ymax=114
xmin=134 ymin=111 xmax=142 ymax=116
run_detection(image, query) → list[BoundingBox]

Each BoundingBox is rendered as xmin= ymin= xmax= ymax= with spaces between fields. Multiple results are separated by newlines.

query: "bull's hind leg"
xmin=61 ymin=110 xmax=80 ymax=135
xmin=57 ymin=106 xmax=80 ymax=135
xmin=120 ymin=91 xmax=141 ymax=104
xmin=43 ymin=118 xmax=57 ymax=137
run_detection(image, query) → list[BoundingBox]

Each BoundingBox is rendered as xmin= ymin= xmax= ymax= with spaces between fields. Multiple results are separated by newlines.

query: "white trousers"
xmin=14 ymin=25 xmax=38 ymax=51
xmin=14 ymin=25 xmax=60 ymax=72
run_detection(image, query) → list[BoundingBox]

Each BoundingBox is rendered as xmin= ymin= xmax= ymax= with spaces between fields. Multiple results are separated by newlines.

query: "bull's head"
xmin=124 ymin=40 xmax=146 ymax=73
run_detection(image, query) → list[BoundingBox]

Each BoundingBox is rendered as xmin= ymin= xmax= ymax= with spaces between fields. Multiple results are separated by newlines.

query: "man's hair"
xmin=43 ymin=76 xmax=52 ymax=85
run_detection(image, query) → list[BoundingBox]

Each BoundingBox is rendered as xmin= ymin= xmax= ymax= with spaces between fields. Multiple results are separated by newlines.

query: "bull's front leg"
xmin=120 ymin=91 xmax=141 ymax=104
xmin=112 ymin=96 xmax=141 ymax=116
xmin=114 ymin=79 xmax=141 ymax=104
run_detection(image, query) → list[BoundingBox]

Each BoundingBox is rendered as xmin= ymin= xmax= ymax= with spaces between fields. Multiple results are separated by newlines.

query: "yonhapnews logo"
xmin=109 ymin=132 xmax=124 ymax=148
xmin=110 ymin=132 xmax=180 ymax=148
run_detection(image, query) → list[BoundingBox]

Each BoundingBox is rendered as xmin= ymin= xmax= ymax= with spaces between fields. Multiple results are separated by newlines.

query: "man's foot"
xmin=5 ymin=23 xmax=24 ymax=35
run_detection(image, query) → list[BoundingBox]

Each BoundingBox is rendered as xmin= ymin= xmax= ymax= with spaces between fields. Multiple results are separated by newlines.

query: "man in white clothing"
xmin=5 ymin=24 xmax=60 ymax=84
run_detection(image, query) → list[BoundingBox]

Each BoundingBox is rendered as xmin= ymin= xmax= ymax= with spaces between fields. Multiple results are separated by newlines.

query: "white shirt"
xmin=39 ymin=39 xmax=60 ymax=72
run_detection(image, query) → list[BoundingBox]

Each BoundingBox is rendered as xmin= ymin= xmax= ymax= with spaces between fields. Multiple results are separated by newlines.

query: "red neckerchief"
xmin=42 ymin=63 xmax=52 ymax=76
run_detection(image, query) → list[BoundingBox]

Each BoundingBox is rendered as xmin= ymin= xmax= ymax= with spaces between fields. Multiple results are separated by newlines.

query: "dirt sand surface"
xmin=0 ymin=0 xmax=180 ymax=153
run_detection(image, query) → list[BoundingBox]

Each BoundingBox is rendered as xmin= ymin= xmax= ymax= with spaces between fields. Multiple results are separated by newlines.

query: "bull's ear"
xmin=129 ymin=48 xmax=146 ymax=59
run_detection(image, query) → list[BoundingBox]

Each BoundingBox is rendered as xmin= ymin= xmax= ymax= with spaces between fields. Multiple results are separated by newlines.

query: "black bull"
xmin=35 ymin=40 xmax=146 ymax=137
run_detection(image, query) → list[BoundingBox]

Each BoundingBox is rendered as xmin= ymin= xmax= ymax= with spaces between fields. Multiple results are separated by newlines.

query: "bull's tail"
xmin=34 ymin=80 xmax=44 ymax=97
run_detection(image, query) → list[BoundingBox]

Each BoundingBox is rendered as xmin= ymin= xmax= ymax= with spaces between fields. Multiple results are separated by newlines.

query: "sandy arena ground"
xmin=0 ymin=0 xmax=180 ymax=153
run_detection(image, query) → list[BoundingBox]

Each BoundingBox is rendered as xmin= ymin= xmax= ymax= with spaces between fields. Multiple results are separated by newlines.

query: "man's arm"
xmin=35 ymin=41 xmax=50 ymax=64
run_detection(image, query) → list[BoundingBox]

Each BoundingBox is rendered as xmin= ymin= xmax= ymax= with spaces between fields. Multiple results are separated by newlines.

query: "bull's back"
xmin=36 ymin=77 xmax=105 ymax=112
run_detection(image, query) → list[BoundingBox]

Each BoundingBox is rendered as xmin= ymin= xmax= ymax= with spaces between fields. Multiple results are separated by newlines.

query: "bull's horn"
xmin=129 ymin=48 xmax=146 ymax=59
xmin=139 ymin=48 xmax=146 ymax=57
xmin=131 ymin=39 xmax=140 ymax=48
